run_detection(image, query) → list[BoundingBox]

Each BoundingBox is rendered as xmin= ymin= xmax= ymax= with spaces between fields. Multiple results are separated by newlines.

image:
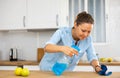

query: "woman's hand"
xmin=60 ymin=46 xmax=78 ymax=57
xmin=91 ymin=60 xmax=102 ymax=73
xmin=95 ymin=65 xmax=102 ymax=73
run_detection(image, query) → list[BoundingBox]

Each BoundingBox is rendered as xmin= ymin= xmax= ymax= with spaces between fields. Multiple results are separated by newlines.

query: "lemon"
xmin=99 ymin=58 xmax=107 ymax=62
xmin=107 ymin=58 xmax=113 ymax=62
xmin=14 ymin=67 xmax=23 ymax=76
xmin=21 ymin=68 xmax=30 ymax=77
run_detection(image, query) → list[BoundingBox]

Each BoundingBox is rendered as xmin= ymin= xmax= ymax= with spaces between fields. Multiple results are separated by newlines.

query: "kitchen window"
xmin=69 ymin=0 xmax=106 ymax=43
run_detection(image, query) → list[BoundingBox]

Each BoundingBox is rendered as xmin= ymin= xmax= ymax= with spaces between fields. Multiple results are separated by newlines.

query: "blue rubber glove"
xmin=98 ymin=64 xmax=112 ymax=76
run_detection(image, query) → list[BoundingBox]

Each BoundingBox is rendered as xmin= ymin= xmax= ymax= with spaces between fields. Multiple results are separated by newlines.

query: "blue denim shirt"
xmin=39 ymin=27 xmax=98 ymax=71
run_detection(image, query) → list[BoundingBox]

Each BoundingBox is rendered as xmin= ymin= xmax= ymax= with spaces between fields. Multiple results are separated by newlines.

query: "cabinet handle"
xmin=56 ymin=14 xmax=59 ymax=26
xmin=23 ymin=16 xmax=26 ymax=27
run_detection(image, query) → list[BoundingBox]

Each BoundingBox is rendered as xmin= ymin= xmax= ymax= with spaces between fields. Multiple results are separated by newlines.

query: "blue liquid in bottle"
xmin=52 ymin=62 xmax=68 ymax=76
xmin=52 ymin=45 xmax=80 ymax=76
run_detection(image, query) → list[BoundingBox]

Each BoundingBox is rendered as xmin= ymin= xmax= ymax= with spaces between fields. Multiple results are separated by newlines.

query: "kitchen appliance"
xmin=9 ymin=48 xmax=18 ymax=61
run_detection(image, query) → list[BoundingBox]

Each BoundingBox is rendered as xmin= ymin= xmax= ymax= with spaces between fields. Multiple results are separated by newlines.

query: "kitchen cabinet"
xmin=0 ymin=66 xmax=17 ymax=70
xmin=73 ymin=66 xmax=94 ymax=72
xmin=107 ymin=66 xmax=120 ymax=72
xmin=26 ymin=0 xmax=69 ymax=29
xmin=24 ymin=65 xmax=39 ymax=70
xmin=74 ymin=66 xmax=120 ymax=72
xmin=0 ymin=0 xmax=26 ymax=30
xmin=0 ymin=65 xmax=39 ymax=70
xmin=0 ymin=0 xmax=68 ymax=30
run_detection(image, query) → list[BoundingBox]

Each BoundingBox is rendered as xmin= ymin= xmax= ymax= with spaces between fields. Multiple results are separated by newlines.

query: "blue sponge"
xmin=98 ymin=64 xmax=112 ymax=76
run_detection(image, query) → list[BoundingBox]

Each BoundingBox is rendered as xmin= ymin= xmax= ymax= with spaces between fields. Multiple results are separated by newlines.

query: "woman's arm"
xmin=44 ymin=44 xmax=78 ymax=57
xmin=44 ymin=44 xmax=63 ymax=52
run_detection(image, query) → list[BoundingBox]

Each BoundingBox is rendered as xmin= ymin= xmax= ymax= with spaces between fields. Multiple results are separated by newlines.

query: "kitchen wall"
xmin=0 ymin=0 xmax=120 ymax=61
xmin=0 ymin=30 xmax=55 ymax=61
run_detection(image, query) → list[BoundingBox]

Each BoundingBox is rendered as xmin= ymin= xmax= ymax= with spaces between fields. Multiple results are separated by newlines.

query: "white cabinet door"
xmin=74 ymin=66 xmax=120 ymax=72
xmin=0 ymin=0 xmax=26 ymax=30
xmin=26 ymin=0 xmax=68 ymax=29
xmin=0 ymin=66 xmax=17 ymax=70
xmin=58 ymin=0 xmax=69 ymax=27
xmin=24 ymin=65 xmax=39 ymax=70
xmin=108 ymin=66 xmax=120 ymax=72
xmin=73 ymin=66 xmax=94 ymax=72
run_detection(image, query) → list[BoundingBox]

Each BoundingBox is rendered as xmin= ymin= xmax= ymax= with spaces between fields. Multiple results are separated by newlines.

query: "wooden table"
xmin=0 ymin=70 xmax=120 ymax=78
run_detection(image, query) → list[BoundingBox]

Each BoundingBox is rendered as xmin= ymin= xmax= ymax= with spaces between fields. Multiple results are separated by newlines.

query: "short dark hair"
xmin=75 ymin=11 xmax=94 ymax=26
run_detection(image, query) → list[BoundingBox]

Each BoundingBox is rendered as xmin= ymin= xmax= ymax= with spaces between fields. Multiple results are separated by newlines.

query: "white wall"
xmin=0 ymin=30 xmax=55 ymax=61
xmin=0 ymin=31 xmax=37 ymax=60
xmin=0 ymin=0 xmax=120 ymax=61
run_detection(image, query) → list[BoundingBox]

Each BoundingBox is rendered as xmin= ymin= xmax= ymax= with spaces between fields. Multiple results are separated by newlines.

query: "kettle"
xmin=9 ymin=48 xmax=18 ymax=61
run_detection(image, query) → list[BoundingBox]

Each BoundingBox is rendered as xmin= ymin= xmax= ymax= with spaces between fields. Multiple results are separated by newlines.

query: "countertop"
xmin=0 ymin=60 xmax=38 ymax=66
xmin=0 ymin=70 xmax=120 ymax=78
xmin=0 ymin=60 xmax=120 ymax=66
xmin=78 ymin=62 xmax=120 ymax=66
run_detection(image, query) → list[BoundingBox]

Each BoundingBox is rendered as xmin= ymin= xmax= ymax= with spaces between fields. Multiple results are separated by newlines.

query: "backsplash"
xmin=0 ymin=30 xmax=55 ymax=61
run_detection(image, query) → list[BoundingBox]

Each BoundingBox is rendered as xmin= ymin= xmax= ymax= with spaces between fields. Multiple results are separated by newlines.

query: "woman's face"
xmin=73 ymin=23 xmax=93 ymax=40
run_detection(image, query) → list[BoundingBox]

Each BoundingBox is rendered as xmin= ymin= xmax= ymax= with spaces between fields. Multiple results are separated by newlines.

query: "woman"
xmin=39 ymin=11 xmax=102 ymax=73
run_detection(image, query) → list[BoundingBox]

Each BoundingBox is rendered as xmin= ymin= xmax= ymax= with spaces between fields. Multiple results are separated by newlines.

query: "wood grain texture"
xmin=0 ymin=70 xmax=120 ymax=78
xmin=0 ymin=60 xmax=38 ymax=66
xmin=37 ymin=48 xmax=44 ymax=62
